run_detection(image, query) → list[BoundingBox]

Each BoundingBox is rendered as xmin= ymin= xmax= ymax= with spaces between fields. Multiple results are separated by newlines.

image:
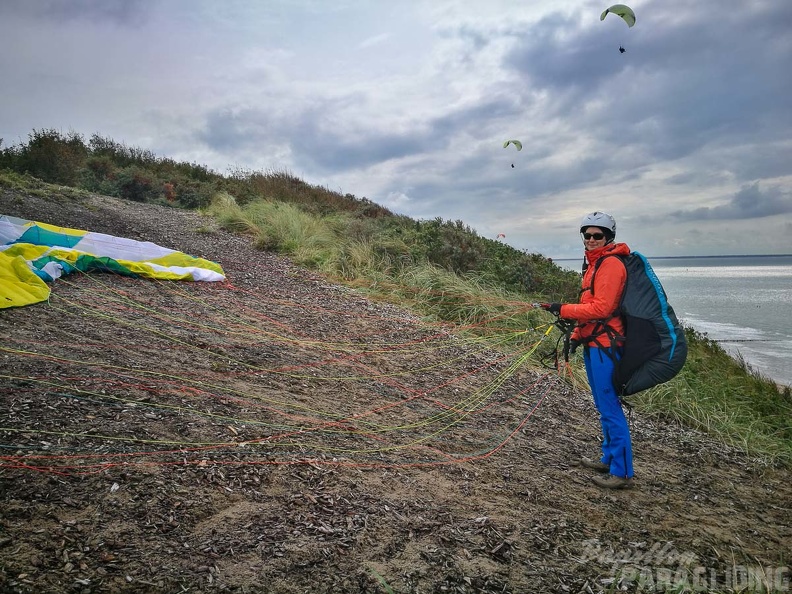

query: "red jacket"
xmin=559 ymin=242 xmax=630 ymax=346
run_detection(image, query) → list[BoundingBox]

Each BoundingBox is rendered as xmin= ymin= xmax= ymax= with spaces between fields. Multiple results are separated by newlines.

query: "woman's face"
xmin=582 ymin=226 xmax=607 ymax=251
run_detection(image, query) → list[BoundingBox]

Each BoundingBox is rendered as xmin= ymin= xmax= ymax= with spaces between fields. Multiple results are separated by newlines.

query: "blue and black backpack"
xmin=588 ymin=252 xmax=688 ymax=396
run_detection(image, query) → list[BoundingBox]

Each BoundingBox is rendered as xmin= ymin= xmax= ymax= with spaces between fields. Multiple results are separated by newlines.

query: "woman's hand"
xmin=539 ymin=303 xmax=562 ymax=316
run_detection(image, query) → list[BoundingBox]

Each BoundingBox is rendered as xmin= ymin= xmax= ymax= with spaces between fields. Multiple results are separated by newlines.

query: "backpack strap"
xmin=579 ymin=254 xmax=627 ymax=359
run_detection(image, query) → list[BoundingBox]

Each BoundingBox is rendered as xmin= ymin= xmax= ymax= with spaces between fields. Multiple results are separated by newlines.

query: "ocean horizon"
xmin=554 ymin=253 xmax=792 ymax=262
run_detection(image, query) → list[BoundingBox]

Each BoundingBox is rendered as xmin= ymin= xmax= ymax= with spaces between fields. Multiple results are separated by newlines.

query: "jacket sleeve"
xmin=559 ymin=257 xmax=626 ymax=322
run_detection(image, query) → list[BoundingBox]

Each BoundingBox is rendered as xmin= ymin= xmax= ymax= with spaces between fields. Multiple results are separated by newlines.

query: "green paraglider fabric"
xmin=600 ymin=4 xmax=635 ymax=27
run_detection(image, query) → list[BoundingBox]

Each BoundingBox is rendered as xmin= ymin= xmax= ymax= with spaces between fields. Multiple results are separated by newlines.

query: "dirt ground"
xmin=1 ymin=188 xmax=790 ymax=594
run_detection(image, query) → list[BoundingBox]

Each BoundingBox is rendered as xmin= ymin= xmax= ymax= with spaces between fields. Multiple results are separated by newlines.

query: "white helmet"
xmin=580 ymin=211 xmax=616 ymax=239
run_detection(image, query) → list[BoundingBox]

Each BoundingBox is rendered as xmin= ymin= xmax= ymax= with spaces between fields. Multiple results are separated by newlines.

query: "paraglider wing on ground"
xmin=0 ymin=215 xmax=225 ymax=308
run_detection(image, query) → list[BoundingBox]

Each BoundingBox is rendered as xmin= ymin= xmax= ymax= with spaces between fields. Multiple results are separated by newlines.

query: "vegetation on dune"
xmin=2 ymin=128 xmax=790 ymax=465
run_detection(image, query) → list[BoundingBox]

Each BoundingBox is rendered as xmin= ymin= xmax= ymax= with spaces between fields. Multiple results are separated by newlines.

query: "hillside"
xmin=1 ymin=188 xmax=790 ymax=594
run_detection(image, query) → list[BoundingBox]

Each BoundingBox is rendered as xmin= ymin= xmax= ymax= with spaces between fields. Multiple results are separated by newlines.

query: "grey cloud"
xmin=196 ymin=102 xmax=434 ymax=172
xmin=669 ymin=183 xmax=792 ymax=221
xmin=718 ymin=144 xmax=792 ymax=182
xmin=497 ymin=0 xmax=792 ymax=179
xmin=0 ymin=0 xmax=154 ymax=25
xmin=666 ymin=172 xmax=700 ymax=186
xmin=504 ymin=13 xmax=613 ymax=110
xmin=299 ymin=132 xmax=430 ymax=171
xmin=289 ymin=111 xmax=435 ymax=172
xmin=197 ymin=94 xmax=523 ymax=174
xmin=196 ymin=0 xmax=790 ymax=200
xmin=608 ymin=1 xmax=791 ymax=137
xmin=392 ymin=150 xmax=611 ymax=220
xmin=197 ymin=109 xmax=277 ymax=152
xmin=307 ymin=97 xmax=525 ymax=172
xmin=445 ymin=23 xmax=490 ymax=53
xmin=431 ymin=98 xmax=521 ymax=139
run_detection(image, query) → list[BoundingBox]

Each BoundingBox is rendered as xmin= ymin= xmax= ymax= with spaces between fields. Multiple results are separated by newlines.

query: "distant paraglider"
xmin=496 ymin=233 xmax=506 ymax=239
xmin=601 ymin=4 xmax=635 ymax=53
xmin=503 ymin=139 xmax=522 ymax=168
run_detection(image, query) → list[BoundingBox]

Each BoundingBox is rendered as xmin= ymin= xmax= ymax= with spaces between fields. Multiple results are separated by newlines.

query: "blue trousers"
xmin=584 ymin=346 xmax=634 ymax=478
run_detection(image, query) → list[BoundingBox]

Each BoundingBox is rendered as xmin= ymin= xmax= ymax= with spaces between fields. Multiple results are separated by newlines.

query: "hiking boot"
xmin=580 ymin=457 xmax=609 ymax=473
xmin=592 ymin=474 xmax=634 ymax=490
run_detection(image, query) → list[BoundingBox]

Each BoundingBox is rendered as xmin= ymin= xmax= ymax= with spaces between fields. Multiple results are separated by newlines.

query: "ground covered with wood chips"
xmin=1 ymin=188 xmax=790 ymax=593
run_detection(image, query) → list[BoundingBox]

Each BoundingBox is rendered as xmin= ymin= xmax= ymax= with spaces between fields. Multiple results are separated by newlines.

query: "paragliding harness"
xmin=578 ymin=252 xmax=688 ymax=400
xmin=539 ymin=317 xmax=578 ymax=371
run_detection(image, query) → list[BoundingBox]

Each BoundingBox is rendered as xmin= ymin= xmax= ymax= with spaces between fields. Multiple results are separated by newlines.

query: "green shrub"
xmin=174 ymin=179 xmax=215 ymax=209
xmin=114 ymin=166 xmax=159 ymax=202
xmin=3 ymin=128 xmax=88 ymax=186
xmin=89 ymin=134 xmax=157 ymax=168
xmin=79 ymin=155 xmax=118 ymax=195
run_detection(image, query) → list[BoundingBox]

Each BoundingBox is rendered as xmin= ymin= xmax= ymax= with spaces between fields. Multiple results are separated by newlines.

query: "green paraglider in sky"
xmin=601 ymin=4 xmax=635 ymax=53
xmin=600 ymin=4 xmax=635 ymax=27
xmin=503 ymin=140 xmax=522 ymax=168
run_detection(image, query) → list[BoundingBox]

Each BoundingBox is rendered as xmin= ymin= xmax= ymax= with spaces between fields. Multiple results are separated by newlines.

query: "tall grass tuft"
xmin=205 ymin=192 xmax=262 ymax=238
xmin=207 ymin=195 xmax=344 ymax=267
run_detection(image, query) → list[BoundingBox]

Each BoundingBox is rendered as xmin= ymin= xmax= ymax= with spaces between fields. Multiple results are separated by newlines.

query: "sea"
xmin=556 ymin=254 xmax=792 ymax=388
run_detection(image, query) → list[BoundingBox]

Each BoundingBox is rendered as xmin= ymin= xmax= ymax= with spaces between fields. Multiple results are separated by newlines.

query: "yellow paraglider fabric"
xmin=0 ymin=215 xmax=226 ymax=309
xmin=0 ymin=251 xmax=51 ymax=308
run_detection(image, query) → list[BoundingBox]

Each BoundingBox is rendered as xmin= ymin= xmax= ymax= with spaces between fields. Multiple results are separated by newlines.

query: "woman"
xmin=540 ymin=212 xmax=634 ymax=489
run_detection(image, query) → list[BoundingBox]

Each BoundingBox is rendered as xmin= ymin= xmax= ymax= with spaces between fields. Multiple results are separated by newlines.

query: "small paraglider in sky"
xmin=497 ymin=233 xmax=506 ymax=239
xmin=601 ymin=4 xmax=635 ymax=53
xmin=503 ymin=139 xmax=522 ymax=168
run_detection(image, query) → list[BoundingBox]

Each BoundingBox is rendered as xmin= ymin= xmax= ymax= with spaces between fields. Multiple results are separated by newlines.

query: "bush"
xmin=114 ymin=166 xmax=159 ymax=202
xmin=174 ymin=179 xmax=215 ymax=209
xmin=413 ymin=218 xmax=483 ymax=274
xmin=79 ymin=155 xmax=118 ymax=195
xmin=4 ymin=129 xmax=88 ymax=186
xmin=88 ymin=134 xmax=157 ymax=168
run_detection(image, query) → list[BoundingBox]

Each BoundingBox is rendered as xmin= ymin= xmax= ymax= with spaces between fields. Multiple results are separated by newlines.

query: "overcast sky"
xmin=1 ymin=0 xmax=790 ymax=258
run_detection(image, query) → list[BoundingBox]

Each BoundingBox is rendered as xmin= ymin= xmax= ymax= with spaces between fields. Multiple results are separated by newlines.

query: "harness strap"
xmin=581 ymin=253 xmax=626 ymax=365
xmin=554 ymin=318 xmax=576 ymax=364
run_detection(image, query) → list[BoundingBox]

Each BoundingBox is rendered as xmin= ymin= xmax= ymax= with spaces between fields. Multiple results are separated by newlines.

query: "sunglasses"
xmin=582 ymin=232 xmax=605 ymax=240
